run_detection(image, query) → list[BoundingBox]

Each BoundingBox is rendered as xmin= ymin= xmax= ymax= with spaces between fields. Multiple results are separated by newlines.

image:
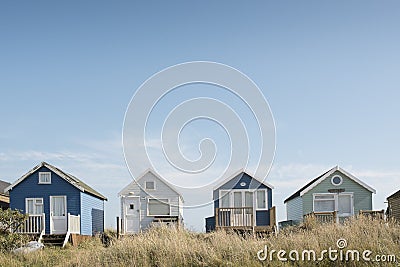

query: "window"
xmin=51 ymin=196 xmax=66 ymax=216
xmin=245 ymin=192 xmax=253 ymax=207
xmin=313 ymin=193 xmax=353 ymax=216
xmin=148 ymin=199 xmax=170 ymax=216
xmin=314 ymin=194 xmax=335 ymax=212
xmin=26 ymin=198 xmax=43 ymax=215
xmin=244 ymin=192 xmax=253 ymax=214
xmin=233 ymin=192 xmax=242 ymax=214
xmin=219 ymin=190 xmax=266 ymax=210
xmin=220 ymin=190 xmax=230 ymax=208
xmin=331 ymin=175 xmax=343 ymax=186
xmin=129 ymin=204 xmax=135 ymax=210
xmin=39 ymin=172 xmax=51 ymax=184
xmin=233 ymin=192 xmax=242 ymax=207
xmin=256 ymin=190 xmax=267 ymax=210
xmin=145 ymin=181 xmax=155 ymax=190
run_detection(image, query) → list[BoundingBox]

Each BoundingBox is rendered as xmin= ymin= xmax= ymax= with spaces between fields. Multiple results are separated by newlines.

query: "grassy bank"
xmin=1 ymin=217 xmax=399 ymax=266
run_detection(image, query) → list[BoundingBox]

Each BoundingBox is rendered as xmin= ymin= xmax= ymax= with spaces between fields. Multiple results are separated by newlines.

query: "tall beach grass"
xmin=0 ymin=216 xmax=399 ymax=266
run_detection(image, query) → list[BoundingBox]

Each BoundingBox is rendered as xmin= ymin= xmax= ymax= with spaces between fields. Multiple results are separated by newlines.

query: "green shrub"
xmin=0 ymin=209 xmax=29 ymax=251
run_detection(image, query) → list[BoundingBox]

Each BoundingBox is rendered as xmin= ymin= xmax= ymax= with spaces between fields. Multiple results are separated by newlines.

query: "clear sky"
xmin=1 ymin=1 xmax=400 ymax=231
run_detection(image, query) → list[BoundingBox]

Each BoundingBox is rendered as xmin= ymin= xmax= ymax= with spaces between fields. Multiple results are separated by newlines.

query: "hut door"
xmin=232 ymin=191 xmax=252 ymax=226
xmin=50 ymin=196 xmax=67 ymax=234
xmin=124 ymin=196 xmax=140 ymax=233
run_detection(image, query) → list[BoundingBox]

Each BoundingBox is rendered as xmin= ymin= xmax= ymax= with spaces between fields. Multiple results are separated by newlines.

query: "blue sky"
xmin=1 ymin=1 xmax=400 ymax=231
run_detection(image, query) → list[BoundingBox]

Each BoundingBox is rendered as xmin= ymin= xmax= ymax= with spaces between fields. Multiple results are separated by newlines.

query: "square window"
xmin=148 ymin=199 xmax=170 ymax=216
xmin=129 ymin=204 xmax=134 ymax=210
xmin=145 ymin=181 xmax=155 ymax=190
xmin=314 ymin=194 xmax=335 ymax=212
xmin=26 ymin=198 xmax=44 ymax=215
xmin=39 ymin=172 xmax=51 ymax=184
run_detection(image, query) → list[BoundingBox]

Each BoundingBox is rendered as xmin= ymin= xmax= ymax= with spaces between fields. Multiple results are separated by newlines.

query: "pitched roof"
xmin=283 ymin=168 xmax=332 ymax=203
xmin=0 ymin=180 xmax=11 ymax=196
xmin=5 ymin=162 xmax=107 ymax=201
xmin=118 ymin=169 xmax=184 ymax=202
xmin=212 ymin=169 xmax=274 ymax=190
xmin=387 ymin=190 xmax=400 ymax=200
xmin=284 ymin=166 xmax=376 ymax=203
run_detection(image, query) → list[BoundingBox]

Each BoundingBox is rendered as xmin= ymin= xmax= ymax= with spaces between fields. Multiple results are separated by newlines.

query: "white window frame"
xmin=145 ymin=181 xmax=155 ymax=190
xmin=25 ymin=198 xmax=44 ymax=215
xmin=337 ymin=193 xmax=354 ymax=217
xmin=331 ymin=175 xmax=343 ymax=186
xmin=313 ymin=193 xmax=335 ymax=212
xmin=312 ymin=193 xmax=354 ymax=217
xmin=147 ymin=198 xmax=171 ymax=217
xmin=256 ymin=189 xmax=268 ymax=211
xmin=218 ymin=189 xmax=268 ymax=211
xmin=39 ymin=172 xmax=51 ymax=184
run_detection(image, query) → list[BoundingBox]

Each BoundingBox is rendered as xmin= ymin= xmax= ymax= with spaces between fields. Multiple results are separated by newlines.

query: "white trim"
xmin=331 ymin=175 xmax=343 ymax=186
xmin=256 ymin=189 xmax=268 ymax=210
xmin=147 ymin=198 xmax=171 ymax=217
xmin=38 ymin=172 xmax=52 ymax=184
xmin=212 ymin=169 xmax=274 ymax=191
xmin=300 ymin=166 xmax=376 ymax=196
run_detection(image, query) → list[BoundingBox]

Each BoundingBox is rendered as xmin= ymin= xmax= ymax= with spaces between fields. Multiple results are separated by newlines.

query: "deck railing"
xmin=304 ymin=211 xmax=337 ymax=223
xmin=359 ymin=210 xmax=385 ymax=220
xmin=216 ymin=207 xmax=254 ymax=228
xmin=16 ymin=214 xmax=46 ymax=234
xmin=68 ymin=213 xmax=81 ymax=234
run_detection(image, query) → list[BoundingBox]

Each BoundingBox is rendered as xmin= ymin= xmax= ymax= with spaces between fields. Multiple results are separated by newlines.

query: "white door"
xmin=231 ymin=191 xmax=253 ymax=226
xmin=50 ymin=196 xmax=67 ymax=234
xmin=338 ymin=194 xmax=353 ymax=218
xmin=124 ymin=196 xmax=140 ymax=233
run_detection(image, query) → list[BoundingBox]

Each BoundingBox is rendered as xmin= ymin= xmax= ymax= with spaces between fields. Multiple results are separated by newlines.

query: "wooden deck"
xmin=215 ymin=206 xmax=276 ymax=233
xmin=305 ymin=210 xmax=386 ymax=224
xmin=304 ymin=211 xmax=337 ymax=223
xmin=16 ymin=213 xmax=81 ymax=247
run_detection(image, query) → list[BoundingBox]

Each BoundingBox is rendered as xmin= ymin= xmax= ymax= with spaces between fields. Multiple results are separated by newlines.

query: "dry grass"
xmin=1 ymin=217 xmax=399 ymax=266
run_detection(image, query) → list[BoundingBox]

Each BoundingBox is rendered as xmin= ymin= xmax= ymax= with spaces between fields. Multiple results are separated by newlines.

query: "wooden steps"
xmin=41 ymin=234 xmax=67 ymax=247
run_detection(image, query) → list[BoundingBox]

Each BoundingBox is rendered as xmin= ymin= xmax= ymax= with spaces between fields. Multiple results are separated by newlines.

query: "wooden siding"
xmin=80 ymin=192 xmax=104 ymax=236
xmin=286 ymin=196 xmax=303 ymax=221
xmin=256 ymin=210 xmax=270 ymax=226
xmin=388 ymin=196 xmax=400 ymax=221
xmin=9 ymin=166 xmax=81 ymax=235
xmin=302 ymin=170 xmax=372 ymax=215
xmin=120 ymin=172 xmax=182 ymax=232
